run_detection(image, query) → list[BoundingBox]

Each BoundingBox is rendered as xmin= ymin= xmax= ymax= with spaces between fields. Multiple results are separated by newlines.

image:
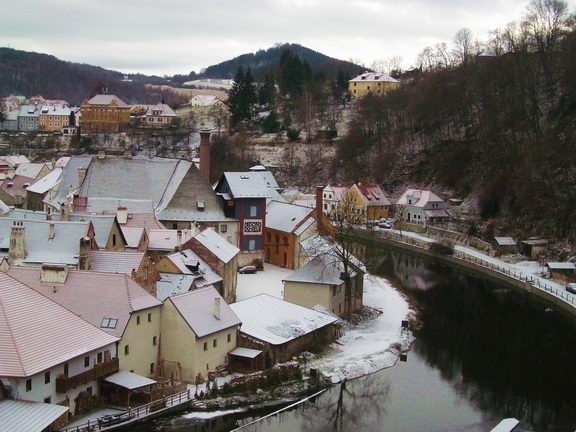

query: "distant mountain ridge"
xmin=199 ymin=43 xmax=365 ymax=79
xmin=0 ymin=44 xmax=364 ymax=104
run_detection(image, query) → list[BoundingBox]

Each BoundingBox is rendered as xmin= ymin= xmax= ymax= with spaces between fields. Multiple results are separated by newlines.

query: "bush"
xmin=261 ymin=111 xmax=281 ymax=133
xmin=429 ymin=240 xmax=454 ymax=255
xmin=286 ymin=128 xmax=301 ymax=141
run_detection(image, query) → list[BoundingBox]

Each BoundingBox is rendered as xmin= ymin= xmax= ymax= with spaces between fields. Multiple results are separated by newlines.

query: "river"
xmin=136 ymin=247 xmax=576 ymax=432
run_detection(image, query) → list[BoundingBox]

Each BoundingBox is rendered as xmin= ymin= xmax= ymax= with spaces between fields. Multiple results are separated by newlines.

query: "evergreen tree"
xmin=258 ymin=71 xmax=276 ymax=107
xmin=228 ymin=66 xmax=257 ymax=126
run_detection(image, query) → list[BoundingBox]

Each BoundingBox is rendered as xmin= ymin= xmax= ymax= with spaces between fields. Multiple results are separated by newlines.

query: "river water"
xmin=137 ymin=247 xmax=576 ymax=432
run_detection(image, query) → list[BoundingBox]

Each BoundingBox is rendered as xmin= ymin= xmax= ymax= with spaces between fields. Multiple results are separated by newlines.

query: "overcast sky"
xmin=1 ymin=0 xmax=575 ymax=76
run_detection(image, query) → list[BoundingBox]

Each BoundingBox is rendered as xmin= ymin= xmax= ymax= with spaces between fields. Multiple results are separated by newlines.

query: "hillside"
xmin=333 ymin=30 xmax=576 ymax=245
xmin=200 ymin=43 xmax=365 ymax=79
xmin=0 ymin=48 xmax=172 ymax=105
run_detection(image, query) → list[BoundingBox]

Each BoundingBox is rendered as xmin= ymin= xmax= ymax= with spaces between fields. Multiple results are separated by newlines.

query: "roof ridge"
xmin=124 ymin=274 xmax=134 ymax=312
xmin=0 ymin=288 xmax=26 ymax=376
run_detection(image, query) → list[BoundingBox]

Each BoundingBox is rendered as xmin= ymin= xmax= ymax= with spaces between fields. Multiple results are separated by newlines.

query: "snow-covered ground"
xmin=235 ymin=263 xmax=413 ymax=382
xmin=236 ymin=264 xmax=293 ymax=301
xmin=309 ymin=274 xmax=413 ymax=381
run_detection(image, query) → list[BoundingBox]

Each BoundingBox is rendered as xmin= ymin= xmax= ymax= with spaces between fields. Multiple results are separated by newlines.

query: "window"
xmin=213 ymin=339 xmax=217 ymax=348
xmin=220 ymin=224 xmax=227 ymax=233
xmin=26 ymin=379 xmax=32 ymax=392
xmin=64 ymin=363 xmax=68 ymax=377
xmin=148 ymin=313 xmax=152 ymax=322
xmin=112 ymin=234 xmax=117 ymax=246
xmin=248 ymin=240 xmax=256 ymax=251
xmin=172 ymin=223 xmax=178 ymax=229
xmin=84 ymin=356 xmax=90 ymax=367
xmin=206 ymin=363 xmax=209 ymax=370
xmin=45 ymin=371 xmax=50 ymax=384
xmin=137 ymin=315 xmax=141 ymax=325
xmin=150 ymin=363 xmax=155 ymax=374
xmin=97 ymin=352 xmax=103 ymax=363
xmin=124 ymin=345 xmax=130 ymax=356
xmin=203 ymin=342 xmax=208 ymax=351
xmin=153 ymin=336 xmax=157 ymax=346
xmin=100 ymin=317 xmax=118 ymax=329
xmin=227 ymin=333 xmax=231 ymax=343
xmin=86 ymin=386 xmax=93 ymax=396
xmin=249 ymin=206 xmax=257 ymax=217
xmin=44 ymin=396 xmax=51 ymax=404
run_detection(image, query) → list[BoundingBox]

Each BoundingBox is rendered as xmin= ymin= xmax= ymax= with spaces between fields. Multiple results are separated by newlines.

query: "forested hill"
xmin=200 ymin=43 xmax=365 ymax=79
xmin=337 ymin=15 xmax=576 ymax=244
xmin=0 ymin=48 xmax=171 ymax=105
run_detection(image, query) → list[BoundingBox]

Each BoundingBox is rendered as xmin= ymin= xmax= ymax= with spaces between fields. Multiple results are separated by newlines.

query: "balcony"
xmin=56 ymin=358 xmax=119 ymax=393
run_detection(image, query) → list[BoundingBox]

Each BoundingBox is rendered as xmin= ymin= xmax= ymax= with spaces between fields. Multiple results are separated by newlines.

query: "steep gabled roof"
xmin=193 ymin=228 xmax=239 ymax=264
xmin=353 ymin=184 xmax=390 ymax=207
xmin=266 ymin=200 xmax=315 ymax=234
xmin=0 ymin=271 xmax=118 ymax=377
xmin=396 ymin=188 xmax=445 ymax=207
xmin=168 ymin=286 xmax=240 ymax=338
xmin=89 ymin=250 xmax=145 ymax=275
xmin=7 ymin=267 xmax=161 ymax=339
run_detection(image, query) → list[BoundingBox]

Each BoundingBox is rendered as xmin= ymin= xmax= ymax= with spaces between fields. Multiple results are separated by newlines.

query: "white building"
xmin=396 ymin=188 xmax=451 ymax=224
xmin=190 ymin=95 xmax=225 ymax=107
xmin=0 ymin=272 xmax=119 ymax=416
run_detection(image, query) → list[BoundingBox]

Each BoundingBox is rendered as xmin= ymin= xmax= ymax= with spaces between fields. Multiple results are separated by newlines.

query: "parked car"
xmin=566 ymin=283 xmax=576 ymax=294
xmin=378 ymin=221 xmax=393 ymax=229
xmin=238 ymin=265 xmax=257 ymax=274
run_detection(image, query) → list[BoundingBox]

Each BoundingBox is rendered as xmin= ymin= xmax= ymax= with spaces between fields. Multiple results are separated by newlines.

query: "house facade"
xmin=160 ymin=287 xmax=241 ymax=382
xmin=396 ymin=188 xmax=451 ymax=224
xmin=80 ymin=95 xmax=130 ymax=133
xmin=322 ymin=184 xmax=352 ymax=219
xmin=264 ymin=200 xmax=317 ymax=270
xmin=131 ymin=103 xmax=176 ymax=127
xmin=38 ymin=105 xmax=72 ymax=132
xmin=348 ymin=72 xmax=399 ymax=98
xmin=341 ymin=183 xmax=391 ymax=221
xmin=17 ymin=105 xmax=41 ymax=131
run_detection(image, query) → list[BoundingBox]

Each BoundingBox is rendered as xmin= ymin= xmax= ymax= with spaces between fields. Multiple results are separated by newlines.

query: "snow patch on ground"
xmin=182 ymin=407 xmax=246 ymax=419
xmin=236 ymin=264 xmax=293 ymax=302
xmin=309 ymin=274 xmax=413 ymax=381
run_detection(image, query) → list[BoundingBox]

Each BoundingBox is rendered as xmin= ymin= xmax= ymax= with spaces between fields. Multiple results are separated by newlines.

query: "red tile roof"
xmin=0 ymin=272 xmax=118 ymax=377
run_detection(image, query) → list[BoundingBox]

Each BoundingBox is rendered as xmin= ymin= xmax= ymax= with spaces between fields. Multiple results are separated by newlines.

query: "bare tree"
xmin=371 ymin=56 xmax=404 ymax=75
xmin=453 ymin=28 xmax=476 ymax=66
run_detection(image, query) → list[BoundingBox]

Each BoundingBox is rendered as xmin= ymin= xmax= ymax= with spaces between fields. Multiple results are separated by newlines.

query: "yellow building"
xmin=38 ymin=105 xmax=72 ymax=132
xmin=160 ymin=287 xmax=241 ymax=382
xmin=349 ymin=72 xmax=399 ymax=98
xmin=80 ymin=94 xmax=131 ymax=133
xmin=341 ymin=183 xmax=391 ymax=222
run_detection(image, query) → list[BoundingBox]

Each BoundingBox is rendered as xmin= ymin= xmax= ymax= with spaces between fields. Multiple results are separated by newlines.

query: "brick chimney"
xmin=213 ymin=296 xmax=221 ymax=320
xmin=8 ymin=221 xmax=27 ymax=264
xmin=78 ymin=236 xmax=91 ymax=271
xmin=315 ymin=186 xmax=324 ymax=231
xmin=199 ymin=130 xmax=211 ymax=182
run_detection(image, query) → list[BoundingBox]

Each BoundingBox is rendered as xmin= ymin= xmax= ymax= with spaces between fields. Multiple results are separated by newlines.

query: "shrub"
xmin=261 ymin=111 xmax=281 ymax=133
xmin=286 ymin=128 xmax=301 ymax=141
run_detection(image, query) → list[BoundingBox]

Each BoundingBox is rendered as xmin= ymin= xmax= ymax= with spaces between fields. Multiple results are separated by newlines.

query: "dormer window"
xmin=197 ymin=201 xmax=205 ymax=211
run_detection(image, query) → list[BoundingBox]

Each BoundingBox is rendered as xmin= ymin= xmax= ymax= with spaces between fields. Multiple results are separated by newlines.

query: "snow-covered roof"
xmin=89 ymin=250 xmax=145 ymax=275
xmin=148 ymin=228 xmax=196 ymax=251
xmin=0 ymin=400 xmax=69 ymax=432
xmin=165 ymin=249 xmax=223 ymax=287
xmin=26 ymin=168 xmax=62 ymax=194
xmin=495 ymin=237 xmax=516 ymax=246
xmin=15 ymin=163 xmax=51 ymax=179
xmin=156 ymin=273 xmax=197 ymax=301
xmin=220 ymin=172 xmax=275 ymax=198
xmin=546 ymin=262 xmax=576 ymax=270
xmin=397 ymin=188 xmax=445 ymax=207
xmin=300 ymin=235 xmax=366 ymax=272
xmin=229 ymin=347 xmax=262 ymax=359
xmin=353 ymin=184 xmax=390 ymax=206
xmin=0 ymin=271 xmax=119 ymax=377
xmin=349 ymin=72 xmax=399 ymax=83
xmin=266 ymin=201 xmax=315 ymax=234
xmin=230 ymin=294 xmax=339 ymax=345
xmin=283 ymin=254 xmax=354 ymax=285
xmin=86 ymin=94 xmax=128 ymax=107
xmin=39 ymin=104 xmax=71 ymax=116
xmin=104 ymin=370 xmax=156 ymax=390
xmin=194 ymin=228 xmax=239 ymax=263
xmin=168 ymin=286 xmax=241 ymax=338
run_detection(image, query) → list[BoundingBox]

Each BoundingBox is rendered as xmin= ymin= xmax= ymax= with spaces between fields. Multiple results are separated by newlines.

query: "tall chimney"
xmin=213 ymin=296 xmax=221 ymax=320
xmin=78 ymin=236 xmax=91 ymax=271
xmin=77 ymin=166 xmax=87 ymax=187
xmin=315 ymin=186 xmax=324 ymax=233
xmin=199 ymin=130 xmax=211 ymax=183
xmin=8 ymin=221 xmax=27 ymax=264
xmin=116 ymin=207 xmax=128 ymax=224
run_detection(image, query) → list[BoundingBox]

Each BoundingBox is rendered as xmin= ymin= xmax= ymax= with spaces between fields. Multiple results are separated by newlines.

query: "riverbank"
xmin=359 ymin=228 xmax=576 ymax=317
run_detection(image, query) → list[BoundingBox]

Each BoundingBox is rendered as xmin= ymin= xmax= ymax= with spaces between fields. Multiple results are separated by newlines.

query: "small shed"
xmin=520 ymin=238 xmax=548 ymax=259
xmin=228 ymin=347 xmax=264 ymax=372
xmin=494 ymin=237 xmax=517 ymax=256
xmin=103 ymin=370 xmax=157 ymax=408
xmin=546 ymin=262 xmax=576 ymax=282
